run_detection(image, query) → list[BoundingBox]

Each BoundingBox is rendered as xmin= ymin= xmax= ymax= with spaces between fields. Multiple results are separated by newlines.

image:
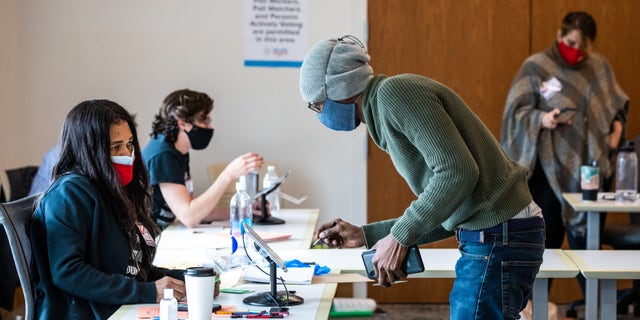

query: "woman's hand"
xmin=608 ymin=120 xmax=623 ymax=150
xmin=315 ymin=218 xmax=365 ymax=248
xmin=223 ymin=152 xmax=265 ymax=181
xmin=541 ymin=109 xmax=561 ymax=129
xmin=154 ymin=276 xmax=186 ymax=303
xmin=251 ymin=199 xmax=271 ymax=218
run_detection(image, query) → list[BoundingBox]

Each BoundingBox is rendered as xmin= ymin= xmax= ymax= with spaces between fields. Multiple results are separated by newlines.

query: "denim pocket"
xmin=501 ymin=255 xmax=544 ymax=318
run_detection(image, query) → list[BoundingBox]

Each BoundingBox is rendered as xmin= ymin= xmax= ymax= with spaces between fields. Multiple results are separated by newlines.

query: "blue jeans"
xmin=450 ymin=217 xmax=545 ymax=320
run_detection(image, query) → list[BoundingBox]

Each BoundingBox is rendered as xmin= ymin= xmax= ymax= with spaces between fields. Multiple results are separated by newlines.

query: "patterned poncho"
xmin=501 ymin=42 xmax=628 ymax=236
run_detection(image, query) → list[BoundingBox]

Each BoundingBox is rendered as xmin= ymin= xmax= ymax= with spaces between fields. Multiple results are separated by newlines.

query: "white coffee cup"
xmin=184 ymin=267 xmax=216 ymax=320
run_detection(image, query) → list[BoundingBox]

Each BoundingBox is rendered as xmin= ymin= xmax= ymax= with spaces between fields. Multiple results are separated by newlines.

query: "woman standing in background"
xmin=501 ymin=11 xmax=628 ymax=299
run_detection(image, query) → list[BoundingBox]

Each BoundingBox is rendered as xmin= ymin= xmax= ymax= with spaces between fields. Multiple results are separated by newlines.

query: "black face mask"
xmin=185 ymin=124 xmax=214 ymax=150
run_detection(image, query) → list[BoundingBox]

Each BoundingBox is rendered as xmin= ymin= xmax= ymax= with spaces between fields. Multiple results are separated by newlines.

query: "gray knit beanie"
xmin=299 ymin=36 xmax=374 ymax=103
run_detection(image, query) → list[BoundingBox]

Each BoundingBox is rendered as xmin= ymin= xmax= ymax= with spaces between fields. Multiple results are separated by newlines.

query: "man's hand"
xmin=315 ymin=218 xmax=365 ymax=248
xmin=371 ymin=234 xmax=409 ymax=287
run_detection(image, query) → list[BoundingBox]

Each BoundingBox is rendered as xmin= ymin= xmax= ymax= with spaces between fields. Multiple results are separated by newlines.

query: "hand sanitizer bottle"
xmin=160 ymin=288 xmax=177 ymax=320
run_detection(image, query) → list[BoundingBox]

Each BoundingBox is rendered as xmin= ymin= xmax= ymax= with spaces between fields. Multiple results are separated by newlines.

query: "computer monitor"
xmin=241 ymin=221 xmax=304 ymax=307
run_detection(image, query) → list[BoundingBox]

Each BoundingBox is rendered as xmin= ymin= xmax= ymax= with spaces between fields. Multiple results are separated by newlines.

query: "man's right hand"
xmin=315 ymin=218 xmax=365 ymax=248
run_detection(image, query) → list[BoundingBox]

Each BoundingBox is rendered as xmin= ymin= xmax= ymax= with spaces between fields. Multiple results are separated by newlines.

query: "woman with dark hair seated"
xmin=31 ymin=100 xmax=186 ymax=319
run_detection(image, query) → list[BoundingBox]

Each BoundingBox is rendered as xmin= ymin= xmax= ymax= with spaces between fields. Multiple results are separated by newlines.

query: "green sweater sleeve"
xmin=362 ymin=219 xmax=454 ymax=248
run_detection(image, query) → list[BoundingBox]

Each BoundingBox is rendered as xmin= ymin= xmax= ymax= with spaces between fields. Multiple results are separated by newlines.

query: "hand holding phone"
xmin=361 ymin=245 xmax=425 ymax=280
xmin=554 ymin=107 xmax=578 ymax=124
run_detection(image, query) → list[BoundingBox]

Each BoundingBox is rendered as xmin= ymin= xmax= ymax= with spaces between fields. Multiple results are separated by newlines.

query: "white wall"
xmin=0 ymin=0 xmax=21 ymax=168
xmin=1 ymin=0 xmax=368 ymax=226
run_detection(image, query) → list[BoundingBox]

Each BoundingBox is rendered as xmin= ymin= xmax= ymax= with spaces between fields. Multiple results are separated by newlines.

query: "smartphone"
xmin=554 ymin=107 xmax=578 ymax=123
xmin=177 ymin=302 xmax=222 ymax=312
xmin=361 ymin=245 xmax=425 ymax=280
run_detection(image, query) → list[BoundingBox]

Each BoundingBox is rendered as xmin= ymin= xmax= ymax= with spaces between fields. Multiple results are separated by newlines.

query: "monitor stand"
xmin=243 ymin=258 xmax=304 ymax=307
xmin=253 ymin=193 xmax=285 ymax=225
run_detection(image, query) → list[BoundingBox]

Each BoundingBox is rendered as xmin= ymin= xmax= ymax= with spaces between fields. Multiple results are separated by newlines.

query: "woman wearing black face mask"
xmin=142 ymin=89 xmax=266 ymax=229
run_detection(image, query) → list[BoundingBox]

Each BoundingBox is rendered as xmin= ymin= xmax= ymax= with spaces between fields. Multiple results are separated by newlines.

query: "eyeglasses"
xmin=307 ymin=102 xmax=321 ymax=113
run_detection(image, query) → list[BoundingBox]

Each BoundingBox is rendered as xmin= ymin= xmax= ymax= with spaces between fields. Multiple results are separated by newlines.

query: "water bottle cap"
xmin=164 ymin=288 xmax=173 ymax=299
xmin=267 ymin=165 xmax=275 ymax=170
xmin=621 ymin=140 xmax=635 ymax=152
xmin=236 ymin=182 xmax=245 ymax=191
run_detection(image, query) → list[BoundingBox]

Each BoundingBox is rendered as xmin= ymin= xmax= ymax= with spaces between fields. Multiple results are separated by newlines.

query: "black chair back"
xmin=0 ymin=194 xmax=39 ymax=320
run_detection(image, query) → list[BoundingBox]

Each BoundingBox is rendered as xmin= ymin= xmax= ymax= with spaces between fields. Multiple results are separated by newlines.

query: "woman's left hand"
xmin=608 ymin=120 xmax=623 ymax=150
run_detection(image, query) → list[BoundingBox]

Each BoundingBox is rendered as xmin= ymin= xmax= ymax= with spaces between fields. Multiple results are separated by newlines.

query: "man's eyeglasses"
xmin=307 ymin=102 xmax=322 ymax=113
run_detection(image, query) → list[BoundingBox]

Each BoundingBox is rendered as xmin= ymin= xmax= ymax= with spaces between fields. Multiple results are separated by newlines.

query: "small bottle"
xmin=615 ymin=141 xmax=638 ymax=202
xmin=580 ymin=161 xmax=600 ymax=201
xmin=262 ymin=165 xmax=280 ymax=212
xmin=159 ymin=288 xmax=177 ymax=320
xmin=229 ymin=179 xmax=251 ymax=266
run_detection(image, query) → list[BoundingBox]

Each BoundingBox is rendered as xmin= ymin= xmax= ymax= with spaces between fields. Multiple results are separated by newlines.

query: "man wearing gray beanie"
xmin=304 ymin=35 xmax=545 ymax=319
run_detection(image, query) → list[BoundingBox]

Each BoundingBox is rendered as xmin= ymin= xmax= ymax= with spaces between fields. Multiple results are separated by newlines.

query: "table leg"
xmin=600 ymin=279 xmax=616 ymax=320
xmin=586 ymin=211 xmax=599 ymax=250
xmin=353 ymin=282 xmax=367 ymax=299
xmin=585 ymin=211 xmax=601 ymax=318
xmin=585 ymin=278 xmax=598 ymax=320
xmin=531 ymin=278 xmax=548 ymax=320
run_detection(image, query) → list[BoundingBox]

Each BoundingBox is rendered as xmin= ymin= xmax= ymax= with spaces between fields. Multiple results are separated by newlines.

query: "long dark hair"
xmin=53 ymin=99 xmax=157 ymax=236
xmin=150 ymin=89 xmax=214 ymax=143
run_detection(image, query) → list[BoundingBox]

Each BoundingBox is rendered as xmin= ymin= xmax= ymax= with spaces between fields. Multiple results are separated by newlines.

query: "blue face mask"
xmin=317 ymin=99 xmax=360 ymax=131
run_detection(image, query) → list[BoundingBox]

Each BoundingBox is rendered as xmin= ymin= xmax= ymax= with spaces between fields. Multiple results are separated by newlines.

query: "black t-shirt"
xmin=142 ymin=134 xmax=191 ymax=229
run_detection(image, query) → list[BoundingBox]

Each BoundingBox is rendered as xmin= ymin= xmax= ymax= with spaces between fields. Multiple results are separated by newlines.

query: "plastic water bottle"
xmin=159 ymin=288 xmax=177 ymax=320
xmin=615 ymin=140 xmax=638 ymax=202
xmin=262 ymin=165 xmax=280 ymax=212
xmin=229 ymin=180 xmax=251 ymax=266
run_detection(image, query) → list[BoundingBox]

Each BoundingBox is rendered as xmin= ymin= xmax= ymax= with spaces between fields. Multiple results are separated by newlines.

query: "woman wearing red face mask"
xmin=501 ymin=11 xmax=628 ymax=314
xmin=31 ymin=100 xmax=188 ymax=319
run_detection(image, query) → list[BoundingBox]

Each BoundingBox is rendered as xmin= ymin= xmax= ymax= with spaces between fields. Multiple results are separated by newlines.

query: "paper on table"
xmin=158 ymin=229 xmax=228 ymax=249
xmin=242 ymin=265 xmax=314 ymax=284
xmin=213 ymin=230 xmax=292 ymax=242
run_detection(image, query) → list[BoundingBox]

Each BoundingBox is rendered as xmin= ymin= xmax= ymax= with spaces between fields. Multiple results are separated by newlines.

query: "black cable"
xmin=241 ymin=229 xmax=290 ymax=308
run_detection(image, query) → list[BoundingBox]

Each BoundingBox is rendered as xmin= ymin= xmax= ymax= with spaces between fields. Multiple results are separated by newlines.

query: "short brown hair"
xmin=150 ymin=89 xmax=214 ymax=143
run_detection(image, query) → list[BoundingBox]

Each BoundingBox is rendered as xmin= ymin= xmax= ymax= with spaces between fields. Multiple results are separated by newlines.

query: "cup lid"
xmin=184 ymin=267 xmax=216 ymax=277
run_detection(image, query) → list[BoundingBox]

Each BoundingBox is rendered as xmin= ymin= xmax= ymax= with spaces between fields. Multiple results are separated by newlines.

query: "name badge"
xmin=136 ymin=222 xmax=156 ymax=247
xmin=540 ymin=76 xmax=562 ymax=100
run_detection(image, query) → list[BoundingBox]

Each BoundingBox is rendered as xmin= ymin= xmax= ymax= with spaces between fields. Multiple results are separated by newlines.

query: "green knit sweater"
xmin=361 ymin=74 xmax=532 ymax=248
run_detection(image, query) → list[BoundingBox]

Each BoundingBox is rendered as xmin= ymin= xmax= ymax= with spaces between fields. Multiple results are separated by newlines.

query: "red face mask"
xmin=112 ymin=151 xmax=134 ymax=186
xmin=558 ymin=41 xmax=587 ymax=66
xmin=113 ymin=162 xmax=134 ymax=186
